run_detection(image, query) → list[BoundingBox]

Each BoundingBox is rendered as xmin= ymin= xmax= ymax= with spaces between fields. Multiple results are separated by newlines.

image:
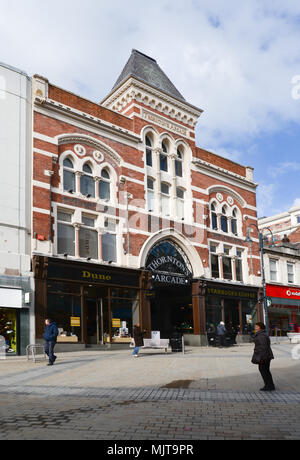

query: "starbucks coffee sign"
xmin=146 ymin=240 xmax=192 ymax=286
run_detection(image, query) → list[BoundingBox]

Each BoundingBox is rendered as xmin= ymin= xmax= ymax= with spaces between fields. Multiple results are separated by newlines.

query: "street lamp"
xmin=246 ymin=223 xmax=275 ymax=335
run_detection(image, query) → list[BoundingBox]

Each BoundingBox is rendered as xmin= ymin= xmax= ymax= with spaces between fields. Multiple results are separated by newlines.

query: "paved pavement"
xmin=0 ymin=343 xmax=299 ymax=441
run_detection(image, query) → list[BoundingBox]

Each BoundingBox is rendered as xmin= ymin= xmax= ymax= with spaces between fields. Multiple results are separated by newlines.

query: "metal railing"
xmin=26 ymin=344 xmax=47 ymax=363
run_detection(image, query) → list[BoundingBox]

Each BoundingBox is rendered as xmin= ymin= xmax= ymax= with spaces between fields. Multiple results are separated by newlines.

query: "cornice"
xmin=34 ymin=97 xmax=140 ymax=145
xmin=192 ymin=158 xmax=258 ymax=190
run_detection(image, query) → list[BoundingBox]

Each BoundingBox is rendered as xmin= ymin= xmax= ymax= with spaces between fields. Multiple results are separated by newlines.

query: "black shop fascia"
xmin=33 ymin=255 xmax=146 ymax=347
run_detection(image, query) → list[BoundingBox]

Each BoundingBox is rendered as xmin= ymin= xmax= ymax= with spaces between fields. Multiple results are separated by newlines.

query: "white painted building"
xmin=259 ymin=205 xmax=300 ymax=242
xmin=0 ymin=62 xmax=34 ymax=354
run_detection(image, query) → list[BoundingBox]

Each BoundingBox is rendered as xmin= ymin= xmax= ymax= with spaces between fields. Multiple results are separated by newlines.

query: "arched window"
xmin=221 ymin=206 xmax=228 ymax=233
xmin=176 ymin=187 xmax=185 ymax=219
xmin=145 ymin=135 xmax=153 ymax=167
xmin=160 ymin=141 xmax=168 ymax=172
xmin=99 ymin=169 xmax=111 ymax=201
xmin=80 ymin=163 xmax=95 ymax=198
xmin=211 ymin=203 xmax=218 ymax=230
xmin=147 ymin=177 xmax=155 ymax=212
xmin=161 ymin=182 xmax=170 ymax=216
xmin=231 ymin=209 xmax=238 ymax=235
xmin=63 ymin=158 xmax=76 ymax=193
xmin=175 ymin=147 xmax=183 ymax=177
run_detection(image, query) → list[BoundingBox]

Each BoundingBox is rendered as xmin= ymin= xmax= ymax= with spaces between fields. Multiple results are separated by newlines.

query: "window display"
xmin=47 ymin=293 xmax=82 ymax=342
xmin=0 ymin=309 xmax=17 ymax=354
xmin=110 ymin=289 xmax=139 ymax=343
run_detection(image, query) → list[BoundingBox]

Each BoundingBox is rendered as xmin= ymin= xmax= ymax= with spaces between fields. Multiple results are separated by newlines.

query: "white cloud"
xmin=268 ymin=162 xmax=300 ymax=178
xmin=1 ymin=0 xmax=300 ymax=211
xmin=0 ymin=0 xmax=300 ymax=148
xmin=256 ymin=183 xmax=278 ymax=217
xmin=292 ymin=198 xmax=300 ymax=207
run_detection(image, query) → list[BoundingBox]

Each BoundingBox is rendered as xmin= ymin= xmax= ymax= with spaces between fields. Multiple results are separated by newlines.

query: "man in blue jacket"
xmin=217 ymin=321 xmax=226 ymax=348
xmin=43 ymin=319 xmax=59 ymax=366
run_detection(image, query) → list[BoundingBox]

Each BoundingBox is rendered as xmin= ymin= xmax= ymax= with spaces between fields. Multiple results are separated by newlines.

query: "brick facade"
xmin=32 ymin=51 xmax=262 ymax=345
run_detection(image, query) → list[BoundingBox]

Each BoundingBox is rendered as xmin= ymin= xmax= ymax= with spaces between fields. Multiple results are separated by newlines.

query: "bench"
xmin=142 ymin=339 xmax=169 ymax=353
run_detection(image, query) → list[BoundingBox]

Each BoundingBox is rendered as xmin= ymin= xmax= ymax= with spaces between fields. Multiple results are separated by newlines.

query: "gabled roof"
xmin=111 ymin=49 xmax=186 ymax=102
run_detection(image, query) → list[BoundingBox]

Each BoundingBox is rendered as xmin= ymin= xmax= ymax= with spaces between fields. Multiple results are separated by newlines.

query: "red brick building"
xmin=32 ymin=50 xmax=262 ymax=348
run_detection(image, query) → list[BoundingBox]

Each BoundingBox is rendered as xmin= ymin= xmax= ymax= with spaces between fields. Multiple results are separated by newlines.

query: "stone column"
xmin=153 ymin=148 xmax=162 ymax=214
xmin=232 ymin=257 xmax=237 ymax=281
xmin=170 ymin=153 xmax=177 ymax=218
xmin=192 ymin=280 xmax=207 ymax=346
xmin=73 ymin=223 xmax=82 ymax=258
xmin=75 ymin=171 xmax=82 ymax=194
xmin=94 ymin=176 xmax=100 ymax=200
xmin=218 ymin=254 xmax=224 ymax=279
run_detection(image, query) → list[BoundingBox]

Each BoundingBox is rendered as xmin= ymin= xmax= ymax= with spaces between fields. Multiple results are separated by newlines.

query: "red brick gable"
xmin=289 ymin=227 xmax=300 ymax=244
xmin=48 ymin=85 xmax=133 ymax=132
xmin=195 ymin=147 xmax=247 ymax=178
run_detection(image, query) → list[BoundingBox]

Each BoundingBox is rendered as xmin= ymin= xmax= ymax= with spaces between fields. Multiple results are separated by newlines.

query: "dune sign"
xmin=82 ymin=271 xmax=112 ymax=282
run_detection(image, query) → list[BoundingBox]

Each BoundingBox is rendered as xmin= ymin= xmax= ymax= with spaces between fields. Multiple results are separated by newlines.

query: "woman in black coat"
xmin=251 ymin=322 xmax=275 ymax=391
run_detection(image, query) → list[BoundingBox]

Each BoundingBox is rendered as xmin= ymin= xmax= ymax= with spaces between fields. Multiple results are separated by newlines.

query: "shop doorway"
xmin=86 ymin=299 xmax=104 ymax=345
xmin=150 ymin=285 xmax=193 ymax=338
xmin=224 ymin=299 xmax=240 ymax=333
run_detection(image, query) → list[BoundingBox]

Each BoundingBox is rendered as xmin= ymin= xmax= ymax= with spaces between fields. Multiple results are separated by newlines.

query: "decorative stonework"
xmin=227 ymin=196 xmax=234 ymax=205
xmin=101 ymin=77 xmax=202 ymax=129
xmin=93 ymin=150 xmax=104 ymax=163
xmin=216 ymin=193 xmax=223 ymax=202
xmin=141 ymin=109 xmax=188 ymax=137
xmin=74 ymin=144 xmax=86 ymax=156
xmin=57 ymin=134 xmax=122 ymax=166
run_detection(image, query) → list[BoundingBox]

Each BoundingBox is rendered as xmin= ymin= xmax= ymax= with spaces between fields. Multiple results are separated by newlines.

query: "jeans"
xmin=44 ymin=341 xmax=56 ymax=364
xmin=132 ymin=346 xmax=140 ymax=356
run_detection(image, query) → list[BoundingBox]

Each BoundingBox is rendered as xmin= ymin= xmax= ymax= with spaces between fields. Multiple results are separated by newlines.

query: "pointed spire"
xmin=111 ymin=49 xmax=186 ymax=102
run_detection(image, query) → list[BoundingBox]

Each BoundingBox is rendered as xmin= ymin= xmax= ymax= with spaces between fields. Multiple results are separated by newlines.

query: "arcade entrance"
xmin=145 ymin=239 xmax=194 ymax=339
xmin=150 ymin=285 xmax=193 ymax=338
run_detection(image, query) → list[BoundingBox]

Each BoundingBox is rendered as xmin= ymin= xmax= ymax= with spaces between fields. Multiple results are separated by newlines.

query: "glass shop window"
xmin=0 ymin=308 xmax=18 ymax=354
xmin=110 ymin=289 xmax=139 ymax=344
xmin=47 ymin=294 xmax=82 ymax=342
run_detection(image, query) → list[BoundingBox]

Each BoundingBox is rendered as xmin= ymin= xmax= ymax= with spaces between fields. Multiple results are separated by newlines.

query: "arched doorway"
xmin=145 ymin=240 xmax=194 ymax=338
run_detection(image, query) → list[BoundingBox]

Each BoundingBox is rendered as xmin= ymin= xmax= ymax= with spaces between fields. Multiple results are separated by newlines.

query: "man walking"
xmin=217 ymin=321 xmax=226 ymax=348
xmin=43 ymin=319 xmax=59 ymax=366
xmin=251 ymin=322 xmax=275 ymax=391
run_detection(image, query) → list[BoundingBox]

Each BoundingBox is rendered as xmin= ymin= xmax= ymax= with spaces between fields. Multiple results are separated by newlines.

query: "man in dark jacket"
xmin=43 ymin=319 xmax=59 ymax=366
xmin=252 ymin=322 xmax=275 ymax=391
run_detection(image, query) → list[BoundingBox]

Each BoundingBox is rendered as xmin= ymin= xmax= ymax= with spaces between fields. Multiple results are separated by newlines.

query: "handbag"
xmin=129 ymin=338 xmax=135 ymax=349
xmin=251 ymin=352 xmax=260 ymax=365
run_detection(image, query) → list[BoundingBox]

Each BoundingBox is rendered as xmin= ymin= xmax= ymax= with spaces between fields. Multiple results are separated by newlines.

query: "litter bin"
xmin=170 ymin=333 xmax=183 ymax=352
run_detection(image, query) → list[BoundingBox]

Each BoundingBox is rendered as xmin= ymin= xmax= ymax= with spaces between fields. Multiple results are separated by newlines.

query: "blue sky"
xmin=1 ymin=0 xmax=299 ymax=218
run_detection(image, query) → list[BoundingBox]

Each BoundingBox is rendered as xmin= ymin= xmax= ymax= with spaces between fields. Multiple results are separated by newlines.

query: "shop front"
xmin=33 ymin=256 xmax=147 ymax=349
xmin=266 ymin=284 xmax=300 ymax=336
xmin=205 ymin=282 xmax=260 ymax=343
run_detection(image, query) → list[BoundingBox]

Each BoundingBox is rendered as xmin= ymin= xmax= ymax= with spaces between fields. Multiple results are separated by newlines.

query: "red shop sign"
xmin=267 ymin=284 xmax=300 ymax=300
